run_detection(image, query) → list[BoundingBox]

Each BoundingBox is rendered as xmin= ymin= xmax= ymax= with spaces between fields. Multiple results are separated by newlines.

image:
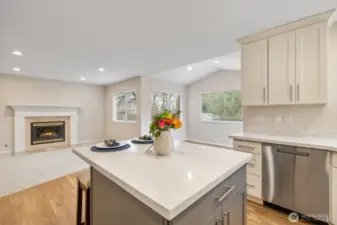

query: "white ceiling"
xmin=0 ymin=0 xmax=336 ymax=85
xmin=150 ymin=52 xmax=241 ymax=84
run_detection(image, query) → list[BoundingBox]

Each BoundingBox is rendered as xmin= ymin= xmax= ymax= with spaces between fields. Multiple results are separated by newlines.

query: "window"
xmin=151 ymin=91 xmax=181 ymax=117
xmin=201 ymin=90 xmax=242 ymax=122
xmin=113 ymin=91 xmax=137 ymax=122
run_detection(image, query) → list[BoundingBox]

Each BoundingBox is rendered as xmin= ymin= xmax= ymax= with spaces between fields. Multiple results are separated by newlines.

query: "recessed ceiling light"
xmin=12 ymin=51 xmax=23 ymax=56
xmin=98 ymin=68 xmax=105 ymax=72
xmin=187 ymin=66 xmax=193 ymax=71
xmin=214 ymin=60 xmax=219 ymax=64
xmin=12 ymin=67 xmax=20 ymax=72
xmin=80 ymin=77 xmax=87 ymax=81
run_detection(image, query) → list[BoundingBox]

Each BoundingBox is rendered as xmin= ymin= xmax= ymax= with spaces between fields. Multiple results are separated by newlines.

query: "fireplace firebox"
xmin=31 ymin=121 xmax=66 ymax=145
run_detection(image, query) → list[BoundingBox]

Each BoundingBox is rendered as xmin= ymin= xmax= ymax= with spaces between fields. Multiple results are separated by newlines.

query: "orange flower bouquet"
xmin=149 ymin=109 xmax=182 ymax=156
xmin=149 ymin=110 xmax=182 ymax=138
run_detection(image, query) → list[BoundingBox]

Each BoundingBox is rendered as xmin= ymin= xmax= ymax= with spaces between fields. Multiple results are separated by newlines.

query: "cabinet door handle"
xmin=224 ymin=210 xmax=231 ymax=225
xmin=237 ymin=145 xmax=254 ymax=150
xmin=290 ymin=84 xmax=293 ymax=101
xmin=263 ymin=87 xmax=266 ymax=102
xmin=247 ymin=183 xmax=255 ymax=188
xmin=295 ymin=151 xmax=309 ymax=157
xmin=216 ymin=186 xmax=235 ymax=202
xmin=297 ymin=84 xmax=300 ymax=101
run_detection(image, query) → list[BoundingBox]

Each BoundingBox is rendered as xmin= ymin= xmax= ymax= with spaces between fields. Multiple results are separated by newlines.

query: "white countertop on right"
xmin=229 ymin=132 xmax=337 ymax=152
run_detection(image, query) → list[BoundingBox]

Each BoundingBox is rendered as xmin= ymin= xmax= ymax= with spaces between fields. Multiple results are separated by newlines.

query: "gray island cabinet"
xmin=73 ymin=141 xmax=252 ymax=225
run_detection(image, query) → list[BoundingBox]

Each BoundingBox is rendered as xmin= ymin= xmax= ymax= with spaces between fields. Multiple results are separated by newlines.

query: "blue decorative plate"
xmin=95 ymin=142 xmax=126 ymax=149
xmin=91 ymin=144 xmax=131 ymax=152
xmin=131 ymin=140 xmax=154 ymax=144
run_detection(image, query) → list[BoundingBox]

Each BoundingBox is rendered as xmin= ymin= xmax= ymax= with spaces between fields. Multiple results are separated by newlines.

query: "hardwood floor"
xmin=0 ymin=170 xmax=309 ymax=225
xmin=247 ymin=202 xmax=309 ymax=225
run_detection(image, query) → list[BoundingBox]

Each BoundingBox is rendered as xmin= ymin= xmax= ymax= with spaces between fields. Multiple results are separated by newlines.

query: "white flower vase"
xmin=154 ymin=131 xmax=173 ymax=156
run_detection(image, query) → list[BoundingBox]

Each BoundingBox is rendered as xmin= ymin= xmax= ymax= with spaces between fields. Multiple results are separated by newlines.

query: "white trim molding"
xmin=112 ymin=90 xmax=137 ymax=123
xmin=238 ymin=8 xmax=335 ymax=44
xmin=7 ymin=104 xmax=80 ymax=153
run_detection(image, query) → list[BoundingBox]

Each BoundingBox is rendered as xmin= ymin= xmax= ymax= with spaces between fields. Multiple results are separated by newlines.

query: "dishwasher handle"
xmin=277 ymin=148 xmax=309 ymax=157
xmin=295 ymin=151 xmax=309 ymax=157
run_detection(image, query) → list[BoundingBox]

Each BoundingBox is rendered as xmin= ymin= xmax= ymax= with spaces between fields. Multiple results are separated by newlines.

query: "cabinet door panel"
xmin=223 ymin=185 xmax=246 ymax=225
xmin=247 ymin=174 xmax=262 ymax=199
xmin=172 ymin=167 xmax=246 ymax=225
xmin=295 ymin=23 xmax=327 ymax=104
xmin=268 ymin=31 xmax=296 ymax=105
xmin=204 ymin=207 xmax=223 ymax=225
xmin=242 ymin=39 xmax=268 ymax=106
xmin=91 ymin=168 xmax=163 ymax=225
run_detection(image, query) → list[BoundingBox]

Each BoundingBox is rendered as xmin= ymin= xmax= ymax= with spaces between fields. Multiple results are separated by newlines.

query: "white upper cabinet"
xmin=238 ymin=9 xmax=333 ymax=106
xmin=268 ymin=31 xmax=296 ymax=105
xmin=241 ymin=39 xmax=268 ymax=106
xmin=295 ymin=23 xmax=327 ymax=104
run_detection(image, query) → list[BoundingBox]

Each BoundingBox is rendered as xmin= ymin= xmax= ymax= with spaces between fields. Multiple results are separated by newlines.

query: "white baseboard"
xmin=0 ymin=150 xmax=13 ymax=155
xmin=186 ymin=139 xmax=233 ymax=150
xmin=0 ymin=150 xmax=14 ymax=158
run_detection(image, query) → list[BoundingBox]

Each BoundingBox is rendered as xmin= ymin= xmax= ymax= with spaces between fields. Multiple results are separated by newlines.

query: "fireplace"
xmin=30 ymin=121 xmax=66 ymax=145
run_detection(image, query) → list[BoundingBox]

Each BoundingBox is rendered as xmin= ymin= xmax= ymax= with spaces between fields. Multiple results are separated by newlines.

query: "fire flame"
xmin=40 ymin=131 xmax=56 ymax=137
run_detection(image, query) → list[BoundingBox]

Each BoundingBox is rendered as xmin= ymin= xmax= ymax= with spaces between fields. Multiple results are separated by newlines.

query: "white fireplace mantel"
xmin=8 ymin=104 xmax=80 ymax=153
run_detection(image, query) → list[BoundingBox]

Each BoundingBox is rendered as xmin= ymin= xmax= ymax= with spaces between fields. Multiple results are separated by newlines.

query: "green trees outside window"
xmin=201 ymin=91 xmax=242 ymax=121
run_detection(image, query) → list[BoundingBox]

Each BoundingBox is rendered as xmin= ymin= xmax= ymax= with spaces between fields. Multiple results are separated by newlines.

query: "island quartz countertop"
xmin=73 ymin=140 xmax=252 ymax=220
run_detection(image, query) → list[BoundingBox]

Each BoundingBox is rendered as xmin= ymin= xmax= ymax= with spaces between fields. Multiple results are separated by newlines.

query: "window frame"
xmin=200 ymin=90 xmax=242 ymax=124
xmin=151 ymin=90 xmax=183 ymax=120
xmin=112 ymin=90 xmax=137 ymax=123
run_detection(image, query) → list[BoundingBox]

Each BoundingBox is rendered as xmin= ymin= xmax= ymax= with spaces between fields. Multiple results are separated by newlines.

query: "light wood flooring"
xmin=0 ymin=170 xmax=309 ymax=225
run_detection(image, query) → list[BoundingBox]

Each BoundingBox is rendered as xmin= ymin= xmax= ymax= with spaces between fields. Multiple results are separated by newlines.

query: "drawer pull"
xmin=290 ymin=84 xmax=293 ymax=101
xmin=297 ymin=84 xmax=300 ymax=101
xmin=216 ymin=185 xmax=235 ymax=202
xmin=224 ymin=210 xmax=231 ymax=225
xmin=248 ymin=162 xmax=255 ymax=166
xmin=247 ymin=183 xmax=255 ymax=188
xmin=263 ymin=87 xmax=266 ymax=102
xmin=237 ymin=145 xmax=254 ymax=150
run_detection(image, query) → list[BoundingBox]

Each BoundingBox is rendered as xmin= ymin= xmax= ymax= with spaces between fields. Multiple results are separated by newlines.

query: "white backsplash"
xmin=243 ymin=105 xmax=337 ymax=138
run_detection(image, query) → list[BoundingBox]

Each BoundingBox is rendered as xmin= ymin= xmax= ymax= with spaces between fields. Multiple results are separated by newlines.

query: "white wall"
xmin=0 ymin=74 xmax=106 ymax=153
xmin=140 ymin=77 xmax=187 ymax=140
xmin=105 ymin=77 xmax=142 ymax=140
xmin=105 ymin=76 xmax=187 ymax=141
xmin=187 ymin=70 xmax=243 ymax=146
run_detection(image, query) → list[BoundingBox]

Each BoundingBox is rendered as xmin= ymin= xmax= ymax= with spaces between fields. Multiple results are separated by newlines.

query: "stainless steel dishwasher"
xmin=262 ymin=143 xmax=329 ymax=222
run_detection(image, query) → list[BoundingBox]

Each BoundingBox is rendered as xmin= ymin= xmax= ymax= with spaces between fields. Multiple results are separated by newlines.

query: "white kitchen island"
xmin=73 ymin=141 xmax=252 ymax=225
